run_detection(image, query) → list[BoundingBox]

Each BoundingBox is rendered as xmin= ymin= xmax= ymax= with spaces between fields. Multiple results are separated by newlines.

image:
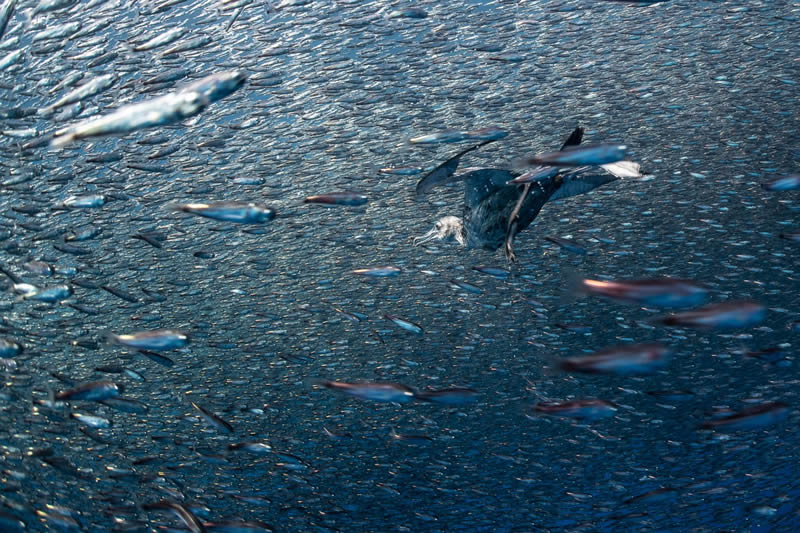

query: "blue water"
xmin=0 ymin=0 xmax=798 ymax=531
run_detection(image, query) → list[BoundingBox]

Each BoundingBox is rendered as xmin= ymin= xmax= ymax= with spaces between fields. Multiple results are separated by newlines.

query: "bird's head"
xmin=413 ymin=216 xmax=466 ymax=247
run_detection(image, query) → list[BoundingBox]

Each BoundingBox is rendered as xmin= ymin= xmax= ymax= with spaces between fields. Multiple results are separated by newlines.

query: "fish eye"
xmin=435 ymin=221 xmax=442 ymax=229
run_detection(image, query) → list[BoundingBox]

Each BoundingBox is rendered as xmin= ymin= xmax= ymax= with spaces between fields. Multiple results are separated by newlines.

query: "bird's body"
xmin=413 ymin=126 xmax=639 ymax=260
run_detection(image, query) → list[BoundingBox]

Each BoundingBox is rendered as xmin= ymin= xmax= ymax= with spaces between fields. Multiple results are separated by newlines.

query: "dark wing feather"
xmin=548 ymin=171 xmax=618 ymax=202
xmin=415 ymin=140 xmax=496 ymax=196
xmin=560 ymin=126 xmax=584 ymax=150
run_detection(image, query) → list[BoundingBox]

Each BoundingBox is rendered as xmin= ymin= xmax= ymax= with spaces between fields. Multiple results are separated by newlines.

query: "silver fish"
xmin=109 ymin=329 xmax=189 ymax=351
xmin=384 ymin=314 xmax=423 ymax=334
xmin=318 ymin=380 xmax=416 ymax=403
xmin=304 ymin=192 xmax=368 ymax=206
xmin=51 ymin=89 xmax=207 ymax=147
xmin=173 ymin=202 xmax=276 ymax=223
xmin=578 ymin=277 xmax=708 ymax=309
xmin=521 ymin=144 xmax=628 ymax=167
xmin=762 ymin=174 xmax=800 ymax=191
xmin=352 ymin=266 xmax=402 ymax=277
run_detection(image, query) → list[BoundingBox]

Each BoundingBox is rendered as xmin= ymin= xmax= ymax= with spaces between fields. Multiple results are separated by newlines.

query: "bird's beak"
xmin=413 ymin=227 xmax=440 ymax=246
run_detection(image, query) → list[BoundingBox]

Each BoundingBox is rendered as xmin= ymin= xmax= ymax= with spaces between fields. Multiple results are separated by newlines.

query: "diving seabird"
xmin=413 ymin=126 xmax=641 ymax=261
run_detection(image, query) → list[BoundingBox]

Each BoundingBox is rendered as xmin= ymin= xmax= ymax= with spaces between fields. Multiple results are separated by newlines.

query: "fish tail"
xmin=102 ymin=330 xmax=119 ymax=346
xmin=49 ymin=132 xmax=76 ymax=148
xmin=560 ymin=266 xmax=587 ymax=306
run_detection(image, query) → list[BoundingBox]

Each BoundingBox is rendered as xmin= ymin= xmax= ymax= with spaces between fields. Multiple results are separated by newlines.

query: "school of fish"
xmin=0 ymin=0 xmax=798 ymax=531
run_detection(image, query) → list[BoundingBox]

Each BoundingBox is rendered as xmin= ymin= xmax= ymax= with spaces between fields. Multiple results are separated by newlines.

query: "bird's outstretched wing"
xmin=548 ymin=169 xmax=619 ymax=202
xmin=415 ymin=139 xmax=496 ymax=196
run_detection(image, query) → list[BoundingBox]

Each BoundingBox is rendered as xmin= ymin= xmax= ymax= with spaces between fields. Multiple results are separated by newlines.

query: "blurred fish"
xmin=409 ymin=129 xmax=470 ymax=144
xmin=653 ymin=301 xmax=766 ymax=329
xmin=414 ymin=388 xmax=479 ymax=405
xmin=379 ymin=166 xmax=423 ymax=175
xmin=761 ymin=174 xmax=800 ymax=191
xmin=304 ymin=191 xmax=368 ymax=206
xmin=576 ymin=277 xmax=708 ymax=308
xmin=559 ymin=343 xmax=670 ymax=376
xmin=108 ymin=329 xmax=189 ymax=351
xmin=316 ymin=380 xmax=416 ymax=403
xmin=352 ymin=266 xmax=401 ymax=277
xmin=173 ymin=202 xmax=275 ymax=223
xmin=518 ymin=144 xmax=628 ymax=168
xmin=0 ymin=0 xmax=14 ymax=41
xmin=56 ymin=381 xmax=123 ymax=402
xmin=388 ymin=7 xmax=427 ymax=18
xmin=545 ymin=236 xmax=586 ymax=255
xmin=700 ymin=402 xmax=789 ymax=431
xmin=532 ymin=399 xmax=618 ymax=421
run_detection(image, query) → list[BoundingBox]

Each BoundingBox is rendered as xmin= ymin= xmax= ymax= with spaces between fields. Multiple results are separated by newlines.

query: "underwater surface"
xmin=0 ymin=0 xmax=798 ymax=531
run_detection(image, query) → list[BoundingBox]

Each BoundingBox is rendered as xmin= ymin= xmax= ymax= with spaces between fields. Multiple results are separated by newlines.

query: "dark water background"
xmin=0 ymin=0 xmax=799 ymax=531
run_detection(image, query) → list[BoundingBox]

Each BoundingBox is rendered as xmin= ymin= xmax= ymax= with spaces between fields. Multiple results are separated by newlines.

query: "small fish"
xmin=414 ymin=388 xmax=479 ymax=405
xmin=228 ymin=441 xmax=272 ymax=455
xmin=40 ymin=74 xmax=116 ymax=115
xmin=779 ymin=232 xmax=800 ymax=243
xmin=21 ymin=284 xmax=73 ymax=302
xmin=137 ymin=349 xmax=175 ymax=367
xmin=62 ymin=194 xmax=106 ymax=208
xmin=304 ymin=192 xmax=368 ymax=207
xmin=384 ymin=314 xmax=423 ymax=334
xmin=23 ymin=260 xmax=52 ymax=276
xmin=0 ymin=0 xmax=15 ymax=42
xmin=379 ymin=166 xmax=423 ymax=175
xmin=761 ymin=174 xmax=800 ymax=191
xmin=0 ymin=338 xmax=22 ymax=357
xmin=133 ymin=27 xmax=186 ymax=51
xmin=179 ymin=70 xmax=247 ymax=104
xmin=559 ymin=343 xmax=670 ymax=376
xmin=520 ymin=144 xmax=627 ymax=167
xmin=449 ymin=279 xmax=482 ymax=294
xmin=545 ymin=236 xmax=586 ymax=255
xmin=532 ymin=399 xmax=618 ymax=420
xmin=388 ymin=7 xmax=427 ymax=18
xmin=317 ymin=380 xmax=416 ymax=403
xmin=160 ymin=35 xmax=213 ymax=56
xmin=352 ymin=266 xmax=401 ymax=277
xmin=700 ymin=402 xmax=789 ymax=431
xmin=70 ymin=412 xmax=111 ymax=429
xmin=56 ymin=381 xmax=123 ymax=402
xmin=109 ymin=330 xmax=189 ymax=351
xmin=173 ymin=202 xmax=276 ymax=224
xmin=192 ymin=402 xmax=234 ymax=433
xmin=465 ymin=126 xmax=509 ymax=142
xmin=472 ymin=265 xmax=509 ymax=279
xmin=624 ymin=487 xmax=678 ymax=505
xmin=653 ymin=301 xmax=766 ymax=329
xmin=577 ymin=277 xmax=708 ymax=308
xmin=409 ymin=130 xmax=470 ymax=144
xmin=646 ymin=390 xmax=694 ymax=401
